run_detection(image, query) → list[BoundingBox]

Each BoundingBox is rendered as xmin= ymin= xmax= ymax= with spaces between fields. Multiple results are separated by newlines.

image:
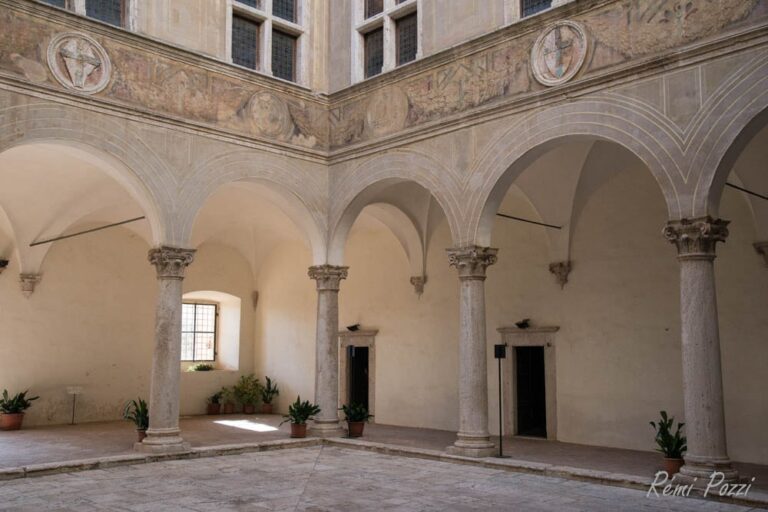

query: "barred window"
xmin=272 ymin=30 xmax=296 ymax=81
xmin=181 ymin=303 xmax=217 ymax=362
xmin=522 ymin=0 xmax=552 ymax=17
xmin=42 ymin=0 xmax=67 ymax=7
xmin=85 ymin=0 xmax=125 ymax=27
xmin=365 ymin=0 xmax=383 ymax=18
xmin=364 ymin=28 xmax=384 ymax=78
xmin=236 ymin=0 xmax=262 ymax=9
xmin=273 ymin=0 xmax=296 ymax=22
xmin=396 ymin=13 xmax=417 ymax=66
xmin=232 ymin=15 xmax=260 ymax=70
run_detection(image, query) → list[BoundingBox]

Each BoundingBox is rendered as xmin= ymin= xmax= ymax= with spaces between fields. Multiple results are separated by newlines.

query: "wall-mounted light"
xmin=0 ymin=259 xmax=8 ymax=275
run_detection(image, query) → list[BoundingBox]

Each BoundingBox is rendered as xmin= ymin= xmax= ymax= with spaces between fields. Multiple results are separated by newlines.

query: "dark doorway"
xmin=515 ymin=346 xmax=546 ymax=437
xmin=347 ymin=346 xmax=369 ymax=410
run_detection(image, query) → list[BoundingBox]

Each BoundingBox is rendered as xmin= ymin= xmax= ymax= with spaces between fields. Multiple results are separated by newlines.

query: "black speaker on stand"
xmin=494 ymin=343 xmax=508 ymax=458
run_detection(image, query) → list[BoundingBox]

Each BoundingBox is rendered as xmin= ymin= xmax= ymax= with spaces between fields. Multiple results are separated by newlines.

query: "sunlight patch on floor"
xmin=213 ymin=420 xmax=279 ymax=432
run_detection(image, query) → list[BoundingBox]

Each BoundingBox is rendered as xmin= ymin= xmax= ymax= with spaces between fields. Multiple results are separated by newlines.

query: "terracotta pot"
xmin=206 ymin=403 xmax=221 ymax=415
xmin=262 ymin=403 xmax=273 ymax=414
xmin=664 ymin=457 xmax=684 ymax=475
xmin=223 ymin=403 xmax=235 ymax=414
xmin=0 ymin=413 xmax=24 ymax=431
xmin=290 ymin=423 xmax=307 ymax=438
xmin=347 ymin=421 xmax=365 ymax=438
xmin=137 ymin=429 xmax=147 ymax=443
xmin=243 ymin=403 xmax=256 ymax=414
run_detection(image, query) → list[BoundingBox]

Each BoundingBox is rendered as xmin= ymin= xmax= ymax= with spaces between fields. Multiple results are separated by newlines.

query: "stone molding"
xmin=0 ymin=259 xmax=7 ymax=275
xmin=446 ymin=246 xmax=498 ymax=280
xmin=409 ymin=275 xmax=427 ymax=296
xmin=754 ymin=241 xmax=768 ymax=267
xmin=148 ymin=246 xmax=195 ymax=279
xmin=19 ymin=273 xmax=41 ymax=298
xmin=47 ymin=32 xmax=111 ymax=94
xmin=663 ymin=217 xmax=729 ymax=259
xmin=548 ymin=261 xmax=572 ymax=289
xmin=308 ymin=265 xmax=348 ymax=291
xmin=531 ymin=21 xmax=588 ymax=87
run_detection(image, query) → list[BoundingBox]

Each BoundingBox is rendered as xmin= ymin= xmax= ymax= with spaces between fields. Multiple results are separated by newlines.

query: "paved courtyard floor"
xmin=0 ymin=446 xmax=757 ymax=512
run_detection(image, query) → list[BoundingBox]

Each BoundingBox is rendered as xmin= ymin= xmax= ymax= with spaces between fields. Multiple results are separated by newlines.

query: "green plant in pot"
xmin=0 ymin=389 xmax=39 ymax=431
xmin=280 ymin=396 xmax=321 ymax=438
xmin=650 ymin=410 xmax=687 ymax=475
xmin=220 ymin=386 xmax=236 ymax=414
xmin=234 ymin=374 xmax=262 ymax=414
xmin=260 ymin=376 xmax=279 ymax=414
xmin=340 ymin=403 xmax=373 ymax=438
xmin=123 ymin=398 xmax=149 ymax=442
xmin=187 ymin=363 xmax=214 ymax=372
xmin=207 ymin=391 xmax=222 ymax=415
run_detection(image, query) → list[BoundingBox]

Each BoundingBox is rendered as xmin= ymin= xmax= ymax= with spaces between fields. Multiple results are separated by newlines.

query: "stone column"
xmin=136 ymin=246 xmax=195 ymax=454
xmin=446 ymin=246 xmax=498 ymax=457
xmin=308 ymin=264 xmax=348 ymax=437
xmin=663 ymin=217 xmax=737 ymax=481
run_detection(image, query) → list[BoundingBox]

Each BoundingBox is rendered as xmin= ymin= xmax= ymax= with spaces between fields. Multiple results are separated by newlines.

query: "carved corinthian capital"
xmin=308 ymin=265 xmax=348 ymax=291
xmin=446 ymin=246 xmax=498 ymax=279
xmin=754 ymin=242 xmax=768 ymax=267
xmin=148 ymin=246 xmax=196 ymax=279
xmin=663 ymin=217 xmax=729 ymax=259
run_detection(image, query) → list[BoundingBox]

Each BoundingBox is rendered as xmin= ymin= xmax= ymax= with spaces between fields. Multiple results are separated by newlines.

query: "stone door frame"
xmin=338 ymin=329 xmax=377 ymax=422
xmin=497 ymin=326 xmax=558 ymax=440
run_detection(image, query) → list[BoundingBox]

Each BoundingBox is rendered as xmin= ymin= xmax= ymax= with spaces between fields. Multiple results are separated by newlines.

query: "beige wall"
xmin=136 ymin=0 xmax=228 ymax=59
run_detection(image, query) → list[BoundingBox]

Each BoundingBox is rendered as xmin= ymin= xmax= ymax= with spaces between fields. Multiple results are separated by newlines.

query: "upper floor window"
xmin=396 ymin=12 xmax=417 ymax=65
xmin=522 ymin=0 xmax=552 ymax=17
xmin=355 ymin=0 xmax=420 ymax=82
xmin=40 ymin=0 xmax=130 ymax=28
xmin=364 ymin=28 xmax=384 ymax=78
xmin=229 ymin=0 xmax=307 ymax=84
xmin=181 ymin=303 xmax=217 ymax=362
xmin=365 ymin=0 xmax=384 ymax=18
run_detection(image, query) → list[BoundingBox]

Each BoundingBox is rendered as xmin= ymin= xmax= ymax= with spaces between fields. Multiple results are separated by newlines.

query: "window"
xmin=271 ymin=30 xmax=297 ymax=81
xmin=41 ymin=0 xmax=67 ymax=7
xmin=273 ymin=0 xmax=296 ymax=23
xmin=396 ymin=13 xmax=417 ymax=65
xmin=364 ymin=28 xmax=384 ymax=78
xmin=522 ymin=0 xmax=552 ymax=17
xmin=232 ymin=15 xmax=260 ymax=70
xmin=365 ymin=0 xmax=384 ymax=18
xmin=236 ymin=0 xmax=262 ymax=9
xmin=85 ymin=0 xmax=126 ymax=27
xmin=181 ymin=303 xmax=217 ymax=362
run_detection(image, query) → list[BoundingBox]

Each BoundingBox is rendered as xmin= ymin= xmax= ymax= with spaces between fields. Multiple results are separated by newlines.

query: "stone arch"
xmin=466 ymin=98 xmax=682 ymax=246
xmin=178 ymin=150 xmax=328 ymax=263
xmin=364 ymin=203 xmax=425 ymax=277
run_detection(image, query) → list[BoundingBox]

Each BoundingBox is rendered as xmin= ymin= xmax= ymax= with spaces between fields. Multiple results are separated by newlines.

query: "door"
xmin=515 ymin=346 xmax=546 ymax=437
xmin=347 ymin=346 xmax=369 ymax=409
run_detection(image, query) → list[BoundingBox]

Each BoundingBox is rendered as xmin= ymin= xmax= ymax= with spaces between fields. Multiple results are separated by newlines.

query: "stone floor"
xmin=0 ymin=446 xmax=758 ymax=511
xmin=3 ymin=415 xmax=767 ymax=494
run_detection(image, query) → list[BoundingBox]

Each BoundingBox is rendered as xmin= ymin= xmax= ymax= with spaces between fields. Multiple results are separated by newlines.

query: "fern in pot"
xmin=0 ymin=390 xmax=39 ymax=431
xmin=207 ymin=391 xmax=222 ymax=415
xmin=650 ymin=410 xmax=687 ymax=475
xmin=260 ymin=377 xmax=279 ymax=414
xmin=123 ymin=398 xmax=149 ymax=442
xmin=280 ymin=396 xmax=320 ymax=438
xmin=340 ymin=403 xmax=373 ymax=438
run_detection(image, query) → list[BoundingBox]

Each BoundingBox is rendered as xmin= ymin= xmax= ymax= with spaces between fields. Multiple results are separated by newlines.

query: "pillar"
xmin=308 ymin=264 xmax=348 ymax=437
xmin=136 ymin=246 xmax=195 ymax=454
xmin=446 ymin=245 xmax=497 ymax=457
xmin=663 ymin=217 xmax=738 ymax=481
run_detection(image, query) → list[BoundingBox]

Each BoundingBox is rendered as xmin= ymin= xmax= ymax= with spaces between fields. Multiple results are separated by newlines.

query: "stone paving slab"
xmin=0 ymin=446 xmax=758 ymax=512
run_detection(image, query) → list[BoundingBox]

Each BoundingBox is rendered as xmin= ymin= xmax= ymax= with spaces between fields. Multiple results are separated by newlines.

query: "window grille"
xmin=42 ymin=0 xmax=67 ymax=8
xmin=181 ymin=303 xmax=217 ymax=362
xmin=236 ymin=0 xmax=261 ymax=9
xmin=522 ymin=0 xmax=551 ymax=17
xmin=271 ymin=30 xmax=297 ymax=81
xmin=364 ymin=27 xmax=384 ymax=78
xmin=232 ymin=15 xmax=260 ymax=70
xmin=85 ymin=0 xmax=124 ymax=27
xmin=365 ymin=0 xmax=383 ymax=18
xmin=396 ymin=13 xmax=417 ymax=65
xmin=273 ymin=0 xmax=296 ymax=22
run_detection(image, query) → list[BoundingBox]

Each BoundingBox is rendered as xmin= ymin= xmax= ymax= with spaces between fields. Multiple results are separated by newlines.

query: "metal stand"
xmin=71 ymin=394 xmax=77 ymax=425
xmin=494 ymin=344 xmax=509 ymax=458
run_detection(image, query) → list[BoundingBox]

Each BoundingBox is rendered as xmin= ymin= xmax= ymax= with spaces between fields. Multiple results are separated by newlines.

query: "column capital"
xmin=308 ymin=265 xmax=348 ymax=291
xmin=148 ymin=246 xmax=195 ymax=279
xmin=754 ymin=241 xmax=768 ymax=267
xmin=663 ymin=217 xmax=729 ymax=260
xmin=446 ymin=246 xmax=498 ymax=279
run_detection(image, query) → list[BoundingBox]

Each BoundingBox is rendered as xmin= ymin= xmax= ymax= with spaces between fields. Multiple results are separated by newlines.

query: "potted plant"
xmin=281 ymin=396 xmax=320 ymax=438
xmin=340 ymin=403 xmax=373 ymax=438
xmin=206 ymin=391 xmax=222 ymax=415
xmin=123 ymin=398 xmax=149 ymax=442
xmin=650 ymin=410 xmax=687 ymax=475
xmin=260 ymin=376 xmax=279 ymax=414
xmin=187 ymin=363 xmax=214 ymax=372
xmin=234 ymin=374 xmax=261 ymax=414
xmin=0 ymin=389 xmax=39 ymax=431
xmin=220 ymin=386 xmax=236 ymax=414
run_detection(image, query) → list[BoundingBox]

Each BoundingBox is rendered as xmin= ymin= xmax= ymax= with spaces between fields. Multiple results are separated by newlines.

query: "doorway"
xmin=347 ymin=345 xmax=369 ymax=409
xmin=515 ymin=346 xmax=547 ymax=438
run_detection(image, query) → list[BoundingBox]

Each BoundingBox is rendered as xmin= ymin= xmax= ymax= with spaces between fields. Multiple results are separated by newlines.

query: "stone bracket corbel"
xmin=754 ymin=242 xmax=768 ymax=267
xmin=549 ymin=261 xmax=572 ymax=289
xmin=410 ymin=275 xmax=427 ymax=296
xmin=20 ymin=273 xmax=41 ymax=297
xmin=0 ymin=259 xmax=8 ymax=275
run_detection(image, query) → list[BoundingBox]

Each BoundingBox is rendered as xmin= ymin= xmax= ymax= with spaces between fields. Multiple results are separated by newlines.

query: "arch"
xmin=178 ymin=150 xmax=328 ymax=264
xmin=466 ymin=98 xmax=682 ymax=246
xmin=364 ymin=203 xmax=425 ymax=277
xmin=0 ymin=100 xmax=175 ymax=244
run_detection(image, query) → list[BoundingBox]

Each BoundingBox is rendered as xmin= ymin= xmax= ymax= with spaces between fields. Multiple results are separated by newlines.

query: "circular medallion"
xmin=247 ymin=92 xmax=293 ymax=139
xmin=531 ymin=21 xmax=587 ymax=87
xmin=366 ymin=87 xmax=409 ymax=137
xmin=47 ymin=32 xmax=111 ymax=94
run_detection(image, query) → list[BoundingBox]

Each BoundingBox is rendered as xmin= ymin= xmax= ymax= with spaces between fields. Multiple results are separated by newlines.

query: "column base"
xmin=311 ymin=420 xmax=344 ymax=438
xmin=446 ymin=433 xmax=495 ymax=458
xmin=134 ymin=428 xmax=191 ymax=455
xmin=679 ymin=454 xmax=739 ymax=483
